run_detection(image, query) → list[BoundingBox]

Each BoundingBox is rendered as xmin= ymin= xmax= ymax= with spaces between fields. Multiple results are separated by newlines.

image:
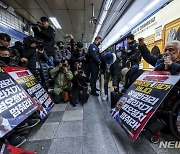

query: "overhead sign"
xmin=111 ymin=71 xmax=179 ymax=140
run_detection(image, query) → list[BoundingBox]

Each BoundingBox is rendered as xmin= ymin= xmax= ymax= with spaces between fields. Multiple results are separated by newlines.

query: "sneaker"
xmin=8 ymin=135 xmax=26 ymax=147
xmin=90 ymin=91 xmax=99 ymax=96
xmin=102 ymin=95 xmax=108 ymax=101
xmin=150 ymin=132 xmax=161 ymax=144
xmin=26 ymin=118 xmax=40 ymax=128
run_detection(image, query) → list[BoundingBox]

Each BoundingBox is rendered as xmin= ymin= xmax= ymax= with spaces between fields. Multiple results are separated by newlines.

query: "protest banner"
xmin=2 ymin=66 xmax=54 ymax=119
xmin=111 ymin=71 xmax=180 ymax=140
xmin=0 ymin=141 xmax=35 ymax=154
xmin=0 ymin=68 xmax=36 ymax=138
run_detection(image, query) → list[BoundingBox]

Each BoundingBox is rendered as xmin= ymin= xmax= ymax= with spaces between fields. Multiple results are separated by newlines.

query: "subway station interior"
xmin=0 ymin=0 xmax=180 ymax=154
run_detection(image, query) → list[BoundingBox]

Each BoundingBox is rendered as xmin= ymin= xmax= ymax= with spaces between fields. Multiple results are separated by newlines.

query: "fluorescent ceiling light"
xmin=104 ymin=0 xmax=113 ymax=10
xmin=91 ymin=0 xmax=113 ymax=42
xmin=144 ymin=0 xmax=161 ymax=12
xmin=99 ymin=11 xmax=107 ymax=24
xmin=128 ymin=12 xmax=144 ymax=25
xmin=49 ymin=17 xmax=62 ymax=29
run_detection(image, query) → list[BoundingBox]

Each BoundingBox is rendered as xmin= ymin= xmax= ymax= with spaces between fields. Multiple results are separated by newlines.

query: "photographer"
xmin=70 ymin=62 xmax=89 ymax=107
xmin=50 ymin=60 xmax=73 ymax=103
xmin=23 ymin=36 xmax=49 ymax=89
xmin=32 ymin=17 xmax=55 ymax=67
xmin=71 ymin=42 xmax=87 ymax=73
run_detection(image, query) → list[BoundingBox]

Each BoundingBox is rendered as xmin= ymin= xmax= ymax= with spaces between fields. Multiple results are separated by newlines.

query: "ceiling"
xmin=1 ymin=0 xmax=104 ymax=43
xmin=98 ymin=0 xmax=133 ymax=40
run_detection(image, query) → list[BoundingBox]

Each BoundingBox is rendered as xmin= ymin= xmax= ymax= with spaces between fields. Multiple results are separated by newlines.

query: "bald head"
xmin=164 ymin=40 xmax=180 ymax=62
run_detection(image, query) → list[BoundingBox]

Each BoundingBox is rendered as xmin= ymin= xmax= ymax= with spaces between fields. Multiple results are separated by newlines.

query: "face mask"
xmin=67 ymin=47 xmax=71 ymax=51
xmin=0 ymin=57 xmax=10 ymax=64
xmin=59 ymin=46 xmax=64 ymax=50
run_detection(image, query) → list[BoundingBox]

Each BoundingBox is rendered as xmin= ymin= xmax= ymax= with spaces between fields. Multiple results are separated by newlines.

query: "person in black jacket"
xmin=138 ymin=38 xmax=180 ymax=74
xmin=71 ymin=42 xmax=87 ymax=73
xmin=88 ymin=36 xmax=102 ymax=96
xmin=32 ymin=17 xmax=55 ymax=67
xmin=23 ymin=36 xmax=49 ymax=89
xmin=126 ymin=33 xmax=141 ymax=66
xmin=103 ymin=52 xmax=121 ymax=100
xmin=70 ymin=62 xmax=89 ymax=107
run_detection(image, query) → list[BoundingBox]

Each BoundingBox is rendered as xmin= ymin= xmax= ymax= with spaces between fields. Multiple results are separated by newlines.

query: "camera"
xmin=32 ymin=21 xmax=42 ymax=27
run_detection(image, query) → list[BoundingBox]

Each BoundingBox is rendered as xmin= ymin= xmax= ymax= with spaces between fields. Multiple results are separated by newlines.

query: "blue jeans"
xmin=48 ymin=56 xmax=54 ymax=67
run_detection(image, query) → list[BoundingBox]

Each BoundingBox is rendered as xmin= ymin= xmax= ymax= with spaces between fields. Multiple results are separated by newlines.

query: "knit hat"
xmin=105 ymin=52 xmax=116 ymax=65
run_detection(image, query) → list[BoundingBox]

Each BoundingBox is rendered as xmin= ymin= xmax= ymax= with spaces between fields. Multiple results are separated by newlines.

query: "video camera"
xmin=32 ymin=21 xmax=42 ymax=27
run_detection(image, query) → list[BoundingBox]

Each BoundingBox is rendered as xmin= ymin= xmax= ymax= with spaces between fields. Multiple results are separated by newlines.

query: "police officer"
xmin=88 ymin=36 xmax=102 ymax=96
xmin=124 ymin=33 xmax=141 ymax=89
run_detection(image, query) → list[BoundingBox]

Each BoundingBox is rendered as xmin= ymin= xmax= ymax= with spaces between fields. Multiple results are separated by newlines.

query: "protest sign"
xmin=3 ymin=67 xmax=54 ymax=119
xmin=0 ymin=68 xmax=36 ymax=138
xmin=111 ymin=71 xmax=180 ymax=140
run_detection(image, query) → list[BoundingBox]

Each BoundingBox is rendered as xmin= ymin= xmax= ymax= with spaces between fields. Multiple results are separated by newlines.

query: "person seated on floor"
xmin=70 ymin=62 xmax=89 ymax=107
xmin=50 ymin=60 xmax=73 ymax=103
xmin=138 ymin=38 xmax=180 ymax=74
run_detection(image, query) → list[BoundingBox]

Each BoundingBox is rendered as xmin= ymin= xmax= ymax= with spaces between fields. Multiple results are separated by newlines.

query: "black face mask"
xmin=59 ymin=46 xmax=64 ymax=50
xmin=0 ymin=57 xmax=10 ymax=64
xmin=67 ymin=47 xmax=71 ymax=51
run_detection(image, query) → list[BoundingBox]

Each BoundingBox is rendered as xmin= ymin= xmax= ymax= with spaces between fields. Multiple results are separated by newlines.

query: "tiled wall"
xmin=0 ymin=7 xmax=28 ymax=35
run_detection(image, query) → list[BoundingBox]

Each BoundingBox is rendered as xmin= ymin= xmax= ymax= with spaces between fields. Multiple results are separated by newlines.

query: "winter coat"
xmin=23 ymin=48 xmax=49 ymax=87
xmin=33 ymin=26 xmax=55 ymax=57
xmin=139 ymin=44 xmax=180 ymax=74
xmin=71 ymin=50 xmax=87 ymax=72
xmin=50 ymin=66 xmax=73 ymax=95
xmin=126 ymin=40 xmax=141 ymax=65
xmin=109 ymin=59 xmax=121 ymax=87
xmin=55 ymin=49 xmax=71 ymax=64
xmin=88 ymin=43 xmax=101 ymax=65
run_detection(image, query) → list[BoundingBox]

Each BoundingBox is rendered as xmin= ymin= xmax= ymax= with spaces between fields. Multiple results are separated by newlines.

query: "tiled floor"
xmin=21 ymin=95 xmax=180 ymax=154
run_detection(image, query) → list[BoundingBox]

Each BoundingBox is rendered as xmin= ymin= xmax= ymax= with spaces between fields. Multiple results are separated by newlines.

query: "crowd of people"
xmin=0 ymin=15 xmax=180 ymax=147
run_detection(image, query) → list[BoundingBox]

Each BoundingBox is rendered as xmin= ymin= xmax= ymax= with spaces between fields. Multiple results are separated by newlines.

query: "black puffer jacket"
xmin=23 ymin=48 xmax=49 ymax=87
xmin=110 ymin=59 xmax=121 ymax=87
xmin=126 ymin=40 xmax=141 ymax=65
xmin=33 ymin=26 xmax=55 ymax=57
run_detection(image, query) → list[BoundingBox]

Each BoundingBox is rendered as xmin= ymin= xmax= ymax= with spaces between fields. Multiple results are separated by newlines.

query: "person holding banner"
xmin=137 ymin=39 xmax=180 ymax=143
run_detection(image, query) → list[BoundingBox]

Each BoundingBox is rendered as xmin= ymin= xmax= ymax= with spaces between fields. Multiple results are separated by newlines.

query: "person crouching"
xmin=70 ymin=62 xmax=89 ymax=107
xmin=50 ymin=60 xmax=73 ymax=103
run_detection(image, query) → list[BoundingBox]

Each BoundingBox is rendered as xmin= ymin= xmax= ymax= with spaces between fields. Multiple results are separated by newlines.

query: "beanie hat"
xmin=105 ymin=52 xmax=117 ymax=65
